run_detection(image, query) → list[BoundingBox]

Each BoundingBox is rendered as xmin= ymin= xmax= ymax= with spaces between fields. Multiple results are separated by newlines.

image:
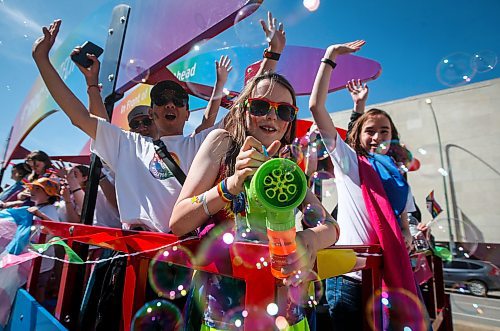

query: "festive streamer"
xmin=31 ymin=237 xmax=84 ymax=264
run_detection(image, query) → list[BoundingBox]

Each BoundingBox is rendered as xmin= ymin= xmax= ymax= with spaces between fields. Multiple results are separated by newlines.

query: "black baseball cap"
xmin=150 ymin=80 xmax=188 ymax=105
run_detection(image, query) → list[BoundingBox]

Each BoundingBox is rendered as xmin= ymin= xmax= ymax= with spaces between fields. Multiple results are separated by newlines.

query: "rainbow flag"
xmin=426 ymin=190 xmax=443 ymax=219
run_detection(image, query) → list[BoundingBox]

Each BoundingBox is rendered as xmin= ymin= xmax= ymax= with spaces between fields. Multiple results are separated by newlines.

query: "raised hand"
xmin=260 ymin=11 xmax=286 ymax=53
xmin=52 ymin=160 xmax=69 ymax=179
xmin=227 ymin=136 xmax=281 ymax=195
xmin=215 ymin=55 xmax=232 ymax=85
xmin=346 ymin=79 xmax=369 ymax=105
xmin=32 ymin=19 xmax=61 ymax=60
xmin=71 ymin=46 xmax=101 ymax=85
xmin=326 ymin=40 xmax=366 ymax=59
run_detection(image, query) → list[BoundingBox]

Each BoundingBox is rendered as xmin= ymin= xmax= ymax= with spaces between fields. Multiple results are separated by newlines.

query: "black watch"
xmin=263 ymin=49 xmax=281 ymax=61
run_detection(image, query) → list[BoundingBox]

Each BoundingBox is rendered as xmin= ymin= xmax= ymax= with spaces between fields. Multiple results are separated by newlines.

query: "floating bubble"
xmin=428 ymin=217 xmax=481 ymax=258
xmin=194 ymin=222 xmax=243 ymax=267
xmin=222 ymin=305 xmax=276 ymax=330
xmin=303 ymin=0 xmax=320 ymax=12
xmin=180 ymin=39 xmax=240 ymax=101
xmin=148 ymin=245 xmax=194 ymax=300
xmin=470 ymin=50 xmax=497 ymax=73
xmin=280 ymin=144 xmax=304 ymax=165
xmin=287 ymin=270 xmax=324 ymax=308
xmin=131 ymin=299 xmax=183 ymax=331
xmin=294 ymin=135 xmax=310 ymax=149
xmin=233 ymin=4 xmax=269 ymax=47
xmin=308 ymin=170 xmax=334 ymax=188
xmin=366 ymin=288 xmax=427 ymax=331
xmin=302 ymin=203 xmax=327 ymax=228
xmin=436 ymin=52 xmax=476 ymax=87
xmin=413 ymin=144 xmax=443 ymax=178
xmin=125 ymin=58 xmax=150 ymax=84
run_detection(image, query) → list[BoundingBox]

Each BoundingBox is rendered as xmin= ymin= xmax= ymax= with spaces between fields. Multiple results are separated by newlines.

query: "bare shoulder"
xmin=205 ymin=129 xmax=232 ymax=148
xmin=200 ymin=129 xmax=233 ymax=160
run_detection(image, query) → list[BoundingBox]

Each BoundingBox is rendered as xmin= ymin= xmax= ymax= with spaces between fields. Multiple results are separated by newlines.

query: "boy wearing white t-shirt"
xmin=32 ymin=20 xmax=229 ymax=233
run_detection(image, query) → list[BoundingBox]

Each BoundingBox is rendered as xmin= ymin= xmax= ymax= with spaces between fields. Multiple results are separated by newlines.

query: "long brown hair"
xmin=26 ymin=150 xmax=52 ymax=181
xmin=347 ymin=108 xmax=400 ymax=157
xmin=222 ymin=72 xmax=297 ymax=177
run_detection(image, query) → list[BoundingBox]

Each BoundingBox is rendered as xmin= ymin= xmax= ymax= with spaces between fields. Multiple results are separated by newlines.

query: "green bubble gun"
xmin=244 ymin=158 xmax=308 ymax=232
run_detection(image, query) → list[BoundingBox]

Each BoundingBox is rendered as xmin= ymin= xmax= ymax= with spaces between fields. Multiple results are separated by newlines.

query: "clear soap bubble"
xmin=436 ymin=52 xmax=476 ymax=87
xmin=131 ymin=299 xmax=183 ymax=331
xmin=125 ymin=58 xmax=150 ymax=84
xmin=148 ymin=245 xmax=194 ymax=300
xmin=470 ymin=50 xmax=497 ymax=73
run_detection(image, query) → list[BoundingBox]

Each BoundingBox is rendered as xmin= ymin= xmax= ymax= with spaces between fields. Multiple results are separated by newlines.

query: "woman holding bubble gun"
xmin=170 ymin=13 xmax=339 ymax=331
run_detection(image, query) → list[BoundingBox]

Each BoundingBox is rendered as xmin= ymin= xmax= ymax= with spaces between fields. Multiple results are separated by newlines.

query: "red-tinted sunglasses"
xmin=245 ymin=97 xmax=298 ymax=122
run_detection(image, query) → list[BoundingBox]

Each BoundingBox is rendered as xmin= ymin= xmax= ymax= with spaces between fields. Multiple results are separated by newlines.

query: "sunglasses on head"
xmin=129 ymin=118 xmax=153 ymax=130
xmin=152 ymin=94 xmax=188 ymax=108
xmin=245 ymin=97 xmax=298 ymax=122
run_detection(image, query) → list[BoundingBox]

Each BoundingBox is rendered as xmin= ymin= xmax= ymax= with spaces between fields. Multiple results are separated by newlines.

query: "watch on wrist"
xmin=263 ymin=49 xmax=281 ymax=61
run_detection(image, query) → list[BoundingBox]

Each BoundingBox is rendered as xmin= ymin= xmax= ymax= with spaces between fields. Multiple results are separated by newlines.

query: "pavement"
xmin=450 ymin=292 xmax=500 ymax=330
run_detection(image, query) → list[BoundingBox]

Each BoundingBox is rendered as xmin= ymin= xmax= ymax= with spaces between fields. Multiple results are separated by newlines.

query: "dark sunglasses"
xmin=129 ymin=118 xmax=153 ymax=130
xmin=152 ymin=95 xmax=188 ymax=108
xmin=245 ymin=97 xmax=298 ymax=122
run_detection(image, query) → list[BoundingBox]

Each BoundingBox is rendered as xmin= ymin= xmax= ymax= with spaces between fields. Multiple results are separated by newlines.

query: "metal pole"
xmin=0 ymin=126 xmax=13 ymax=186
xmin=425 ymin=98 xmax=455 ymax=254
xmin=445 ymin=144 xmax=461 ymax=241
xmin=445 ymin=143 xmax=500 ymax=242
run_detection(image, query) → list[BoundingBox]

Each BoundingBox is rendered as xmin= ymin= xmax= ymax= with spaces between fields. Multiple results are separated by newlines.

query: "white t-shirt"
xmin=91 ymin=119 xmax=214 ymax=232
xmin=93 ymin=187 xmax=121 ymax=228
xmin=328 ymin=134 xmax=415 ymax=247
xmin=34 ymin=204 xmax=60 ymax=273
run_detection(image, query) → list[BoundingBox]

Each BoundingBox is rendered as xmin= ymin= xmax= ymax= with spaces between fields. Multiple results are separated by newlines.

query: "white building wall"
xmin=318 ymin=78 xmax=500 ymax=243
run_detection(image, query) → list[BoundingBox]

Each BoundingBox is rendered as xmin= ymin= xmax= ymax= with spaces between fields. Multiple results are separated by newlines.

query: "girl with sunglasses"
xmin=170 ymin=69 xmax=339 ymax=329
xmin=309 ymin=42 xmax=427 ymax=330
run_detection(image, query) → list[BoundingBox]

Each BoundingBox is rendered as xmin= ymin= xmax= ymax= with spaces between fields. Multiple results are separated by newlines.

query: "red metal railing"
xmin=24 ymin=220 xmax=452 ymax=330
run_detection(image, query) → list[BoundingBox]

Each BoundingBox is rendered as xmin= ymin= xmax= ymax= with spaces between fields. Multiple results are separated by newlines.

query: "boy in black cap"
xmin=32 ymin=20 xmax=233 ymax=232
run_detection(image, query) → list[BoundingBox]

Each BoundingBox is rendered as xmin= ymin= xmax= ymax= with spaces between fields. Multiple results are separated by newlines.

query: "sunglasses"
xmin=152 ymin=94 xmax=188 ymax=108
xmin=245 ymin=98 xmax=298 ymax=122
xmin=129 ymin=118 xmax=153 ymax=130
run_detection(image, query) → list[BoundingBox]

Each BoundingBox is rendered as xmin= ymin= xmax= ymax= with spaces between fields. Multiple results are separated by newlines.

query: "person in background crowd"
xmin=25 ymin=150 xmax=53 ymax=182
xmin=0 ymin=163 xmax=30 ymax=205
xmin=127 ymin=105 xmax=158 ymax=138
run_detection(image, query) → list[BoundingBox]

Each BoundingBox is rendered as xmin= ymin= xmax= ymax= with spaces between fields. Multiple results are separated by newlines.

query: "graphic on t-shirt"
xmin=149 ymin=153 xmax=174 ymax=180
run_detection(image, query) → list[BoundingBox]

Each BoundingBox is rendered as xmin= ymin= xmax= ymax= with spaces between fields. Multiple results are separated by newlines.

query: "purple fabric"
xmin=116 ymin=0 xmax=259 ymax=92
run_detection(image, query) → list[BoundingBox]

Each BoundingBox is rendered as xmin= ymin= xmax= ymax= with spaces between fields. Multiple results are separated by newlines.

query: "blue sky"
xmin=1 ymin=0 xmax=499 ymax=182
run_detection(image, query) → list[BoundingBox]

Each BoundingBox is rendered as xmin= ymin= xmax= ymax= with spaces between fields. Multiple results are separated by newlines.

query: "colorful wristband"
xmin=217 ymin=179 xmax=236 ymax=203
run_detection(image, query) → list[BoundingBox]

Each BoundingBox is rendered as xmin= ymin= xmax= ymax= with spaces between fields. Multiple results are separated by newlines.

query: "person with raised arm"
xmin=32 ymin=20 xmax=233 ymax=232
xmin=309 ymin=42 xmax=426 ymax=330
